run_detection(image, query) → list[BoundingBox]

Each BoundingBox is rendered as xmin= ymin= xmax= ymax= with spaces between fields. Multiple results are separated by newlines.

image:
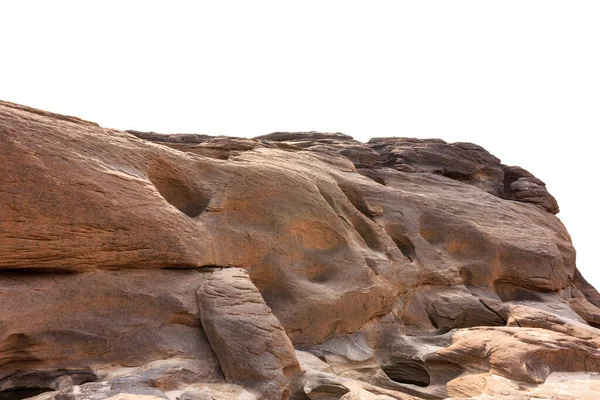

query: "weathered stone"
xmin=1 ymin=100 xmax=599 ymax=400
xmin=0 ymin=270 xmax=221 ymax=393
xmin=197 ymin=268 xmax=300 ymax=400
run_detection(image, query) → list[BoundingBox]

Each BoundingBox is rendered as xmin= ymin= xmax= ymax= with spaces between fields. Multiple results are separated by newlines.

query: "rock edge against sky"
xmin=1 ymin=99 xmax=600 ymax=399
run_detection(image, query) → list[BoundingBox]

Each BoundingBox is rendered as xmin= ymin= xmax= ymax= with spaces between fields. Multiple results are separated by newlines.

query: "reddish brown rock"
xmin=197 ymin=268 xmax=300 ymax=399
xmin=0 ymin=270 xmax=222 ymax=393
xmin=0 ymin=100 xmax=599 ymax=399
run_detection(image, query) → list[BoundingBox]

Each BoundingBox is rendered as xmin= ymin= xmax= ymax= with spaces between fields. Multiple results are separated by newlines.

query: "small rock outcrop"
xmin=0 ymin=100 xmax=598 ymax=399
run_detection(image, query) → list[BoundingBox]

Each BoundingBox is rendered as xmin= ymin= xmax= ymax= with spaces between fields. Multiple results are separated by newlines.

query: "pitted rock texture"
xmin=1 ymin=99 xmax=599 ymax=400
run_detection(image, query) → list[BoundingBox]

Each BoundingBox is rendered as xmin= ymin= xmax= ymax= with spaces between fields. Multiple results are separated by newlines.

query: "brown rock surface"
xmin=1 ymin=100 xmax=599 ymax=399
xmin=197 ymin=268 xmax=300 ymax=399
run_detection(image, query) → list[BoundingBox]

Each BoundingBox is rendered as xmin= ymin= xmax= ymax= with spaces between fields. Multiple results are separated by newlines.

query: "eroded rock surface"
xmin=198 ymin=268 xmax=300 ymax=399
xmin=1 ymin=99 xmax=599 ymax=399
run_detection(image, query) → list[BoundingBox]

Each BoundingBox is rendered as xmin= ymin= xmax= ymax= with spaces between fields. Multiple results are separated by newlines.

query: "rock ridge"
xmin=130 ymin=130 xmax=559 ymax=213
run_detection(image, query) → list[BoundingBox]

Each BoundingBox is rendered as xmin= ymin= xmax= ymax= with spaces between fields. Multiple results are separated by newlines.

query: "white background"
xmin=1 ymin=1 xmax=599 ymax=288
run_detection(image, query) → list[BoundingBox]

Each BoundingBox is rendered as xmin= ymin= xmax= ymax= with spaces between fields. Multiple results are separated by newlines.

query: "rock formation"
xmin=1 ymin=99 xmax=599 ymax=399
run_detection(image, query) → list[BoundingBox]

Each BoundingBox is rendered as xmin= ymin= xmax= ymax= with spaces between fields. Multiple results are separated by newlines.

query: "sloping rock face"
xmin=1 ymin=100 xmax=599 ymax=400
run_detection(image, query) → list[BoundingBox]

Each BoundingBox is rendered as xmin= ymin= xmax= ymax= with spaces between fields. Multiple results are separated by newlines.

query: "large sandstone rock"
xmin=197 ymin=268 xmax=300 ymax=399
xmin=1 ymin=99 xmax=599 ymax=399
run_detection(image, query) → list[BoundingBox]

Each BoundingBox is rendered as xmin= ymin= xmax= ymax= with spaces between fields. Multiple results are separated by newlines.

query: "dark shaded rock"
xmin=255 ymin=131 xmax=354 ymax=142
xmin=367 ymin=137 xmax=505 ymax=195
xmin=502 ymin=165 xmax=559 ymax=214
xmin=366 ymin=137 xmax=559 ymax=213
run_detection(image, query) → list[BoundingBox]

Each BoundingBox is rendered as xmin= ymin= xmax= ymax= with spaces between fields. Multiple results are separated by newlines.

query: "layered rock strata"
xmin=0 ymin=100 xmax=598 ymax=399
